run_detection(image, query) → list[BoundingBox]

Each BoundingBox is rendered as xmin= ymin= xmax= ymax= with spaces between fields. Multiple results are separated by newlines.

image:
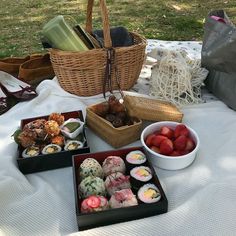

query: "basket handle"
xmin=85 ymin=0 xmax=112 ymax=48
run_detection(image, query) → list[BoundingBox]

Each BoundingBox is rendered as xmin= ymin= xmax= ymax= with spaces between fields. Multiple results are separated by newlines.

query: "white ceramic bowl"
xmin=140 ymin=121 xmax=200 ymax=170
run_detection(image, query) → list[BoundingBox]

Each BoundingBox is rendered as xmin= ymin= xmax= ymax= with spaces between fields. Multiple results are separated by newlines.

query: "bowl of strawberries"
xmin=141 ymin=121 xmax=200 ymax=170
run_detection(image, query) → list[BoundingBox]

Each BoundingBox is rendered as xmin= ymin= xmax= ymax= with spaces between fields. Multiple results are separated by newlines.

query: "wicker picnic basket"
xmin=49 ymin=0 xmax=147 ymax=96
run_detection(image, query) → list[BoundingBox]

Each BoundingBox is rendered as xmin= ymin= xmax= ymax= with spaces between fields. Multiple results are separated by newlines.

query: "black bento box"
xmin=17 ymin=111 xmax=90 ymax=174
xmin=72 ymin=146 xmax=168 ymax=231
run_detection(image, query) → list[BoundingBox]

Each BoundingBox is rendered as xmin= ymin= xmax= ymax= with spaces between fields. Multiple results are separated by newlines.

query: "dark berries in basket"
xmin=112 ymin=117 xmax=124 ymax=128
xmin=92 ymin=95 xmax=139 ymax=128
xmin=105 ymin=113 xmax=116 ymax=123
xmin=116 ymin=111 xmax=127 ymax=120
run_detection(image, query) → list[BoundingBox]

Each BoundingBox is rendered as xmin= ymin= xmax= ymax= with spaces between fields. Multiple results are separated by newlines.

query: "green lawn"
xmin=0 ymin=0 xmax=235 ymax=57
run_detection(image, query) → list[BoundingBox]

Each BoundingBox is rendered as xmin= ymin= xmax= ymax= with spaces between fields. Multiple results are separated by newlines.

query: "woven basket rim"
xmin=49 ymin=32 xmax=147 ymax=56
xmin=87 ymin=105 xmax=142 ymax=130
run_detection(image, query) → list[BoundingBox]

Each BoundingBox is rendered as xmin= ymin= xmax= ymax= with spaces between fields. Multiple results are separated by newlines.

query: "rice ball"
xmin=79 ymin=158 xmax=104 ymax=180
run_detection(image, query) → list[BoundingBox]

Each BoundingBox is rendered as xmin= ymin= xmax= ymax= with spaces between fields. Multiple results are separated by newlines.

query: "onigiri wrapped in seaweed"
xmin=105 ymin=172 xmax=131 ymax=196
xmin=79 ymin=176 xmax=106 ymax=199
xmin=81 ymin=195 xmax=109 ymax=213
xmin=109 ymin=188 xmax=138 ymax=209
xmin=79 ymin=158 xmax=104 ymax=180
xmin=102 ymin=156 xmax=126 ymax=177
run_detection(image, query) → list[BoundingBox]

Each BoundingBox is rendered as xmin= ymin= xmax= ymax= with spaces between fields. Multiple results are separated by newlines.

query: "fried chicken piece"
xmin=51 ymin=135 xmax=64 ymax=146
xmin=18 ymin=131 xmax=36 ymax=148
xmin=23 ymin=119 xmax=47 ymax=141
xmin=45 ymin=120 xmax=60 ymax=137
xmin=49 ymin=113 xmax=65 ymax=126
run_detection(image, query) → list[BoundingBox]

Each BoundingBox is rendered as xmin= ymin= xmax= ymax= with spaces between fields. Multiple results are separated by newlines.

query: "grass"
xmin=0 ymin=0 xmax=236 ymax=57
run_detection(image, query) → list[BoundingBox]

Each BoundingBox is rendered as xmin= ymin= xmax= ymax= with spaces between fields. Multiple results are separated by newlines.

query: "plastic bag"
xmin=202 ymin=10 xmax=236 ymax=110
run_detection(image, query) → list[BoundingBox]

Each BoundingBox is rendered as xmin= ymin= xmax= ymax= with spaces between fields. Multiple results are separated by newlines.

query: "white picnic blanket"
xmin=1 ymin=40 xmax=236 ymax=236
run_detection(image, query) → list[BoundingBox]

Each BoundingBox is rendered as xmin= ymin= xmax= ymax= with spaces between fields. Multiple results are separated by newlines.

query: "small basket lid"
xmin=123 ymin=94 xmax=183 ymax=122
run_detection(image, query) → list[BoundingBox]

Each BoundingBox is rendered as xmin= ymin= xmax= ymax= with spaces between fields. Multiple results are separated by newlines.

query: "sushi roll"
xmin=130 ymin=166 xmax=153 ymax=189
xmin=64 ymin=140 xmax=83 ymax=151
xmin=105 ymin=172 xmax=131 ymax=196
xmin=79 ymin=176 xmax=106 ymax=199
xmin=42 ymin=144 xmax=62 ymax=155
xmin=137 ymin=184 xmax=161 ymax=204
xmin=22 ymin=145 xmax=40 ymax=158
xmin=126 ymin=150 xmax=147 ymax=169
xmin=79 ymin=158 xmax=104 ymax=179
xmin=81 ymin=195 xmax=109 ymax=213
xmin=109 ymin=188 xmax=138 ymax=209
xmin=102 ymin=156 xmax=126 ymax=177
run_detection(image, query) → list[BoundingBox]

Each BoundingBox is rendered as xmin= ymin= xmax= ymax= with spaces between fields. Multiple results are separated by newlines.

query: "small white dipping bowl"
xmin=60 ymin=118 xmax=84 ymax=139
xmin=140 ymin=121 xmax=200 ymax=170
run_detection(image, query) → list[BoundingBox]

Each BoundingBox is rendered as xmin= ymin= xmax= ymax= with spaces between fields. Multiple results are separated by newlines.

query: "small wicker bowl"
xmin=140 ymin=121 xmax=200 ymax=170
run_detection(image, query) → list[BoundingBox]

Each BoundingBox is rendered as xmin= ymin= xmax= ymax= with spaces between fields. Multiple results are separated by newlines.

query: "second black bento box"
xmin=72 ymin=146 xmax=168 ymax=231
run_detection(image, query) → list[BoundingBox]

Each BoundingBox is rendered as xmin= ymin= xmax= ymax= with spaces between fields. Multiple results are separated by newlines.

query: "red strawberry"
xmin=153 ymin=130 xmax=160 ymax=135
xmin=152 ymin=135 xmax=167 ymax=147
xmin=145 ymin=134 xmax=156 ymax=147
xmin=179 ymin=150 xmax=189 ymax=155
xmin=160 ymin=126 xmax=174 ymax=139
xmin=150 ymin=146 xmax=161 ymax=153
xmin=185 ymin=138 xmax=195 ymax=152
xmin=174 ymin=124 xmax=190 ymax=138
xmin=174 ymin=135 xmax=187 ymax=151
xmin=160 ymin=138 xmax=174 ymax=155
xmin=170 ymin=150 xmax=181 ymax=156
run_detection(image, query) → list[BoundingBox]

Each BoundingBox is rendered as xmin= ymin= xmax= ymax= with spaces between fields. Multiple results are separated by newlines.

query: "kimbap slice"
xmin=130 ymin=166 xmax=152 ymax=182
xmin=126 ymin=150 xmax=146 ymax=168
xmin=22 ymin=145 xmax=40 ymax=158
xmin=138 ymin=183 xmax=161 ymax=203
xmin=42 ymin=144 xmax=62 ymax=155
xmin=64 ymin=140 xmax=83 ymax=151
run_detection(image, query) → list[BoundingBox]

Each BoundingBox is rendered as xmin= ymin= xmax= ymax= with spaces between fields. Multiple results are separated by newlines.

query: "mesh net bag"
xmin=149 ymin=48 xmax=208 ymax=106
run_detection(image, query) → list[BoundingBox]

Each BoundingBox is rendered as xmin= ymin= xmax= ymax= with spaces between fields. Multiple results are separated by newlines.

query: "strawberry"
xmin=179 ymin=150 xmax=189 ymax=155
xmin=153 ymin=130 xmax=160 ymax=135
xmin=160 ymin=126 xmax=174 ymax=139
xmin=150 ymin=146 xmax=161 ymax=153
xmin=145 ymin=134 xmax=156 ymax=147
xmin=174 ymin=135 xmax=187 ymax=151
xmin=185 ymin=138 xmax=195 ymax=152
xmin=170 ymin=150 xmax=181 ymax=156
xmin=152 ymin=135 xmax=167 ymax=147
xmin=174 ymin=124 xmax=190 ymax=138
xmin=160 ymin=138 xmax=174 ymax=155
